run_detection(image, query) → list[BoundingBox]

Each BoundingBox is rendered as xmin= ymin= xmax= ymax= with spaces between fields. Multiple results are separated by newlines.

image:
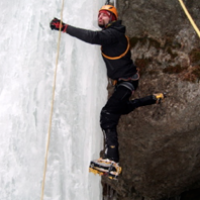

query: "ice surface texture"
xmin=0 ymin=0 xmax=107 ymax=199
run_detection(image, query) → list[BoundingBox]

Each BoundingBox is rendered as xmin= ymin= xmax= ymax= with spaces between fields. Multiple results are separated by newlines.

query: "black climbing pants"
xmin=100 ymin=82 xmax=157 ymax=162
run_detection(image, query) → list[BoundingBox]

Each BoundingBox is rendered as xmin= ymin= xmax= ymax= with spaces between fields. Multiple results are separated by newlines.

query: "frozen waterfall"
xmin=0 ymin=0 xmax=107 ymax=199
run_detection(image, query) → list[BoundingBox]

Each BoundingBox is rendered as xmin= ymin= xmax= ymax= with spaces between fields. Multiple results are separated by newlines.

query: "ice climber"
xmin=50 ymin=4 xmax=165 ymax=180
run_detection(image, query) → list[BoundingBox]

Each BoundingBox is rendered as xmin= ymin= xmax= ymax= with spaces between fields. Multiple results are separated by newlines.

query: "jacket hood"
xmin=106 ymin=20 xmax=126 ymax=33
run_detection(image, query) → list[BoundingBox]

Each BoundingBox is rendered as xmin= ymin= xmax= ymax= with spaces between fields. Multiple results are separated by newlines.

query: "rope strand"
xmin=40 ymin=0 xmax=65 ymax=199
xmin=178 ymin=0 xmax=200 ymax=38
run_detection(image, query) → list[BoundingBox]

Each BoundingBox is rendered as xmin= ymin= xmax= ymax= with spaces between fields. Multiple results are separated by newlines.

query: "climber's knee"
xmin=100 ymin=109 xmax=120 ymax=130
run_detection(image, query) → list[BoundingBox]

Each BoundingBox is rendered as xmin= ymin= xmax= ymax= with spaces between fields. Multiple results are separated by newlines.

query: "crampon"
xmin=89 ymin=158 xmax=122 ymax=180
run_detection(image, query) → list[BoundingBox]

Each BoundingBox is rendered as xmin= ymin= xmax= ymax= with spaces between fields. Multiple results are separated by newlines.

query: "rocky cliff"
xmin=102 ymin=1 xmax=200 ymax=199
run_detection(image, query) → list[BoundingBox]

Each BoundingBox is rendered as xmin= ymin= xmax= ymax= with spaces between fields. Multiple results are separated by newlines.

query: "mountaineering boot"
xmin=89 ymin=158 xmax=122 ymax=180
xmin=153 ymin=93 xmax=166 ymax=104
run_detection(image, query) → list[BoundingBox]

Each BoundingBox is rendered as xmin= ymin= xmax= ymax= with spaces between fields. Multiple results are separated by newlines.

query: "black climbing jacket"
xmin=66 ymin=20 xmax=137 ymax=80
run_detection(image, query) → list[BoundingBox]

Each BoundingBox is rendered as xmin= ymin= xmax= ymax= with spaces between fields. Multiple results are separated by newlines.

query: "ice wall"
xmin=0 ymin=0 xmax=107 ymax=200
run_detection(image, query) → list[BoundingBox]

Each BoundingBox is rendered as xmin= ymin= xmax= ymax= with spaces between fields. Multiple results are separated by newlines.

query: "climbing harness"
xmin=178 ymin=0 xmax=200 ymax=38
xmin=101 ymin=35 xmax=130 ymax=60
xmin=40 ymin=0 xmax=65 ymax=200
xmin=111 ymin=72 xmax=140 ymax=91
xmin=117 ymin=81 xmax=136 ymax=91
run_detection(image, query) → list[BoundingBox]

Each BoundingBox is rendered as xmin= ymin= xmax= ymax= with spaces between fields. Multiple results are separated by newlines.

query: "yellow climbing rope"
xmin=40 ymin=0 xmax=65 ymax=200
xmin=178 ymin=0 xmax=200 ymax=38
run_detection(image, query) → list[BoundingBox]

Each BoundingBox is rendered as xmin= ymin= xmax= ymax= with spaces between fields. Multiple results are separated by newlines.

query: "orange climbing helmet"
xmin=99 ymin=5 xmax=118 ymax=20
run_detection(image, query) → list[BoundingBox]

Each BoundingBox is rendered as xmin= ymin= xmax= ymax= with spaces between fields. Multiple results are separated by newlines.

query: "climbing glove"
xmin=50 ymin=18 xmax=68 ymax=32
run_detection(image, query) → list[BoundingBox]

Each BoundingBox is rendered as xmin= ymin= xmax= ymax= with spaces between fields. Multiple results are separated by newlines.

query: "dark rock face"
xmin=102 ymin=0 xmax=200 ymax=199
